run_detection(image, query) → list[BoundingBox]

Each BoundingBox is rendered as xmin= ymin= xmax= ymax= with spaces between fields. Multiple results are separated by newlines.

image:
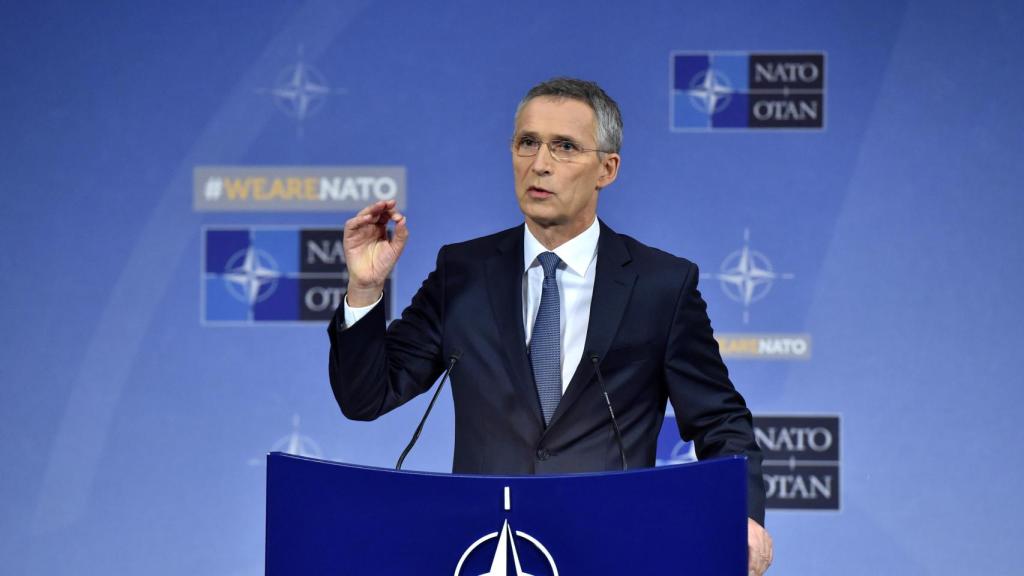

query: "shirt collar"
xmin=523 ymin=217 xmax=600 ymax=277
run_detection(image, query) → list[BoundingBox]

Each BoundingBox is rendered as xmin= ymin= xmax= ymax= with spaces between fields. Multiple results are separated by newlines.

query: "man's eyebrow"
xmin=516 ymin=130 xmax=581 ymax=142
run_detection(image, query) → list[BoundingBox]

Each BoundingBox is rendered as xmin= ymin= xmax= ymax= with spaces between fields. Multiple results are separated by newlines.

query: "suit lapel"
xmin=547 ymin=220 xmax=637 ymax=430
xmin=486 ymin=227 xmax=545 ymax=428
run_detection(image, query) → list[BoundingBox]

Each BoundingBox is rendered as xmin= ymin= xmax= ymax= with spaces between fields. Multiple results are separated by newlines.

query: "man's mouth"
xmin=527 ymin=186 xmax=554 ymax=199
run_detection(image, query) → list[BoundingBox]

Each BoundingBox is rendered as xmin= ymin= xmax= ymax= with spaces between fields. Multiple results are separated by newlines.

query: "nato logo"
xmin=255 ymin=44 xmax=348 ymax=138
xmin=454 ymin=487 xmax=559 ymax=575
xmin=701 ymin=228 xmax=795 ymax=325
xmin=671 ymin=52 xmax=825 ymax=131
xmin=202 ymin=226 xmax=392 ymax=324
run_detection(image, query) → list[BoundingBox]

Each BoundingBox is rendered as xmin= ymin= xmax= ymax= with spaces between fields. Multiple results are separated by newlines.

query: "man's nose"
xmin=530 ymin=143 xmax=555 ymax=174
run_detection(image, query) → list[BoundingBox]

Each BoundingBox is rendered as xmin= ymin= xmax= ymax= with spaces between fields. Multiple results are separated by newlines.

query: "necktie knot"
xmin=537 ymin=252 xmax=561 ymax=279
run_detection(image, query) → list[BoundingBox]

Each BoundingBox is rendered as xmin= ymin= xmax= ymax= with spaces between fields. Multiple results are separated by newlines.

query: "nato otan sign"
xmin=671 ymin=52 xmax=825 ymax=131
xmin=754 ymin=415 xmax=840 ymax=510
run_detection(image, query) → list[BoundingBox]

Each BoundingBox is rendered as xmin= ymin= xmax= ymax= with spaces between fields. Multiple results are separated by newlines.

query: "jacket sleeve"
xmin=663 ymin=262 xmax=767 ymax=525
xmin=327 ymin=247 xmax=447 ymax=421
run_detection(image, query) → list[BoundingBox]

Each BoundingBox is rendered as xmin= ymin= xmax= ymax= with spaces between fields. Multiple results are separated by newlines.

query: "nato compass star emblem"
xmin=222 ymin=245 xmax=280 ymax=305
xmin=454 ymin=487 xmax=559 ymax=576
xmin=702 ymin=229 xmax=794 ymax=324
xmin=248 ymin=414 xmax=323 ymax=467
xmin=256 ymin=44 xmax=347 ymax=136
xmin=668 ymin=439 xmax=698 ymax=465
xmin=688 ymin=68 xmax=733 ymax=114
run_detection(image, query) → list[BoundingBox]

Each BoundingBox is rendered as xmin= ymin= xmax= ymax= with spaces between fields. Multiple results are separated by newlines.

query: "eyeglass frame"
xmin=510 ymin=134 xmax=615 ymax=162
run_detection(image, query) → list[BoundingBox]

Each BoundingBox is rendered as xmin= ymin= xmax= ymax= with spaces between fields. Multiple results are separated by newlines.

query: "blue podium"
xmin=266 ymin=452 xmax=747 ymax=574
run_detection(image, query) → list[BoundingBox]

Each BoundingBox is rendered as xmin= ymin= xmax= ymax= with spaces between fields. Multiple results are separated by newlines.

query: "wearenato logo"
xmin=754 ymin=415 xmax=840 ymax=511
xmin=193 ymin=166 xmax=406 ymax=212
xmin=202 ymin=226 xmax=394 ymax=325
xmin=715 ymin=333 xmax=812 ymax=360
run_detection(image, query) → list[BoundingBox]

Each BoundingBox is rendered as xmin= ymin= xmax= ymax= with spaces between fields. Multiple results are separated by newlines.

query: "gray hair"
xmin=513 ymin=77 xmax=623 ymax=153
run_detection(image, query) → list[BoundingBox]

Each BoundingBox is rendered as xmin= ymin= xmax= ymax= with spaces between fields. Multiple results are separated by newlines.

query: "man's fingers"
xmin=749 ymin=548 xmax=769 ymax=574
xmin=746 ymin=518 xmax=772 ymax=575
xmin=354 ymin=200 xmax=387 ymax=219
xmin=392 ymin=213 xmax=409 ymax=250
xmin=348 ymin=200 xmax=395 ymax=224
xmin=346 ymin=202 xmax=382 ymax=231
xmin=369 ymin=200 xmax=401 ymax=225
xmin=748 ymin=546 xmax=769 ymax=575
xmin=345 ymin=201 xmax=397 ymax=234
xmin=344 ymin=202 xmax=405 ymax=257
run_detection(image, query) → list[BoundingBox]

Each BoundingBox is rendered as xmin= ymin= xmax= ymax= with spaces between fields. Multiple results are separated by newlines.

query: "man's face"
xmin=512 ymin=96 xmax=619 ymax=237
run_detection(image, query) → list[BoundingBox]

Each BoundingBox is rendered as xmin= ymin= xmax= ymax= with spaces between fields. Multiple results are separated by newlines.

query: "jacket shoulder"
xmin=614 ymin=231 xmax=698 ymax=274
xmin=440 ymin=224 xmax=521 ymax=260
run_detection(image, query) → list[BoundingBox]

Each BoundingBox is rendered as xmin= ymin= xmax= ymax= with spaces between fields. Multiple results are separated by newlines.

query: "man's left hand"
xmin=748 ymin=517 xmax=773 ymax=575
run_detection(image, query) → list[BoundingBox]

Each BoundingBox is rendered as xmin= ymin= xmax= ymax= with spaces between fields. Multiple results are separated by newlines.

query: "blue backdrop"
xmin=2 ymin=1 xmax=1023 ymax=574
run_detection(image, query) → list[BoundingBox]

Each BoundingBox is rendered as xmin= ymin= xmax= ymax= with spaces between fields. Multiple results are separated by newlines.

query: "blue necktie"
xmin=530 ymin=252 xmax=562 ymax=425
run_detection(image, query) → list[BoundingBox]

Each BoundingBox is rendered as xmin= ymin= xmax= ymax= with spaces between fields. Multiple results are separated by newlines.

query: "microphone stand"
xmin=395 ymin=350 xmax=462 ymax=470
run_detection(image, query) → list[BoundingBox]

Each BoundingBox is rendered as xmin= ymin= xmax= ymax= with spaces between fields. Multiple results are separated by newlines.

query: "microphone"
xmin=395 ymin=349 xmax=462 ymax=470
xmin=589 ymin=353 xmax=627 ymax=471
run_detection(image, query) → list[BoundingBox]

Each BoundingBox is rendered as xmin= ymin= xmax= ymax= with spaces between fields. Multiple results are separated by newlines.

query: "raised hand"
xmin=343 ymin=200 xmax=409 ymax=307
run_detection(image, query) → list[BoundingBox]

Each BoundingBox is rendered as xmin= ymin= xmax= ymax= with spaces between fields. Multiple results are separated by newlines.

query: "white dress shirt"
xmin=522 ymin=218 xmax=599 ymax=393
xmin=343 ymin=218 xmax=600 ymax=395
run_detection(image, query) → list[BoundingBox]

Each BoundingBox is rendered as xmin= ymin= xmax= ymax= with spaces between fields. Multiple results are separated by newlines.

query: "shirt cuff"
xmin=343 ymin=293 xmax=383 ymax=327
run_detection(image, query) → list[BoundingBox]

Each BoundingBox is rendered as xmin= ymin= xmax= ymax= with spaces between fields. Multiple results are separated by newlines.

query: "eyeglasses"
xmin=511 ymin=135 xmax=612 ymax=162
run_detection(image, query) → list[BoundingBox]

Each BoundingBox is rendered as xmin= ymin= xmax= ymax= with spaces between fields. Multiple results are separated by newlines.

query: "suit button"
xmin=536 ymin=449 xmax=550 ymax=461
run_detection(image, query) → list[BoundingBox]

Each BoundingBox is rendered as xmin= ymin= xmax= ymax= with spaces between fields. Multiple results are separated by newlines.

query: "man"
xmin=329 ymin=78 xmax=773 ymax=575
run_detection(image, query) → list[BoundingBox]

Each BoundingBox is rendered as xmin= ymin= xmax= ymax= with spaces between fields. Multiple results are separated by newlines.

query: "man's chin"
xmin=523 ymin=213 xmax=566 ymax=230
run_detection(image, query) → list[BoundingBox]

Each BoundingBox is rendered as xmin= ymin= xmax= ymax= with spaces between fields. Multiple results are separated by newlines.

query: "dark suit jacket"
xmin=328 ymin=220 xmax=766 ymax=524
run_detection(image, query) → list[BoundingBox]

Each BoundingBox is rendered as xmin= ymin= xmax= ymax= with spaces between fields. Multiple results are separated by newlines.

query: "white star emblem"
xmin=247 ymin=414 xmax=323 ymax=467
xmin=688 ymin=68 xmax=733 ymax=115
xmin=256 ymin=44 xmax=348 ymax=137
xmin=478 ymin=520 xmax=533 ymax=576
xmin=222 ymin=247 xmax=280 ymax=305
xmin=454 ymin=488 xmax=559 ymax=576
xmin=704 ymin=229 xmax=794 ymax=324
xmin=272 ymin=59 xmax=330 ymax=121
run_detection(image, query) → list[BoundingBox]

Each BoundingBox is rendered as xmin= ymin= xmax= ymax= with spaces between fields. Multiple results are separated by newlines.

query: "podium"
xmin=266 ymin=452 xmax=747 ymax=574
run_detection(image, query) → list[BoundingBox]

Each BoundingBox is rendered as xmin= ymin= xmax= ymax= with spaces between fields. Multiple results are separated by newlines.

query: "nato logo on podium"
xmin=454 ymin=487 xmax=560 ymax=576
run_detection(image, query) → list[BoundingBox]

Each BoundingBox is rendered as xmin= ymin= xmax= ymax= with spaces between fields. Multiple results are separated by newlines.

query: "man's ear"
xmin=596 ymin=152 xmax=621 ymax=189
